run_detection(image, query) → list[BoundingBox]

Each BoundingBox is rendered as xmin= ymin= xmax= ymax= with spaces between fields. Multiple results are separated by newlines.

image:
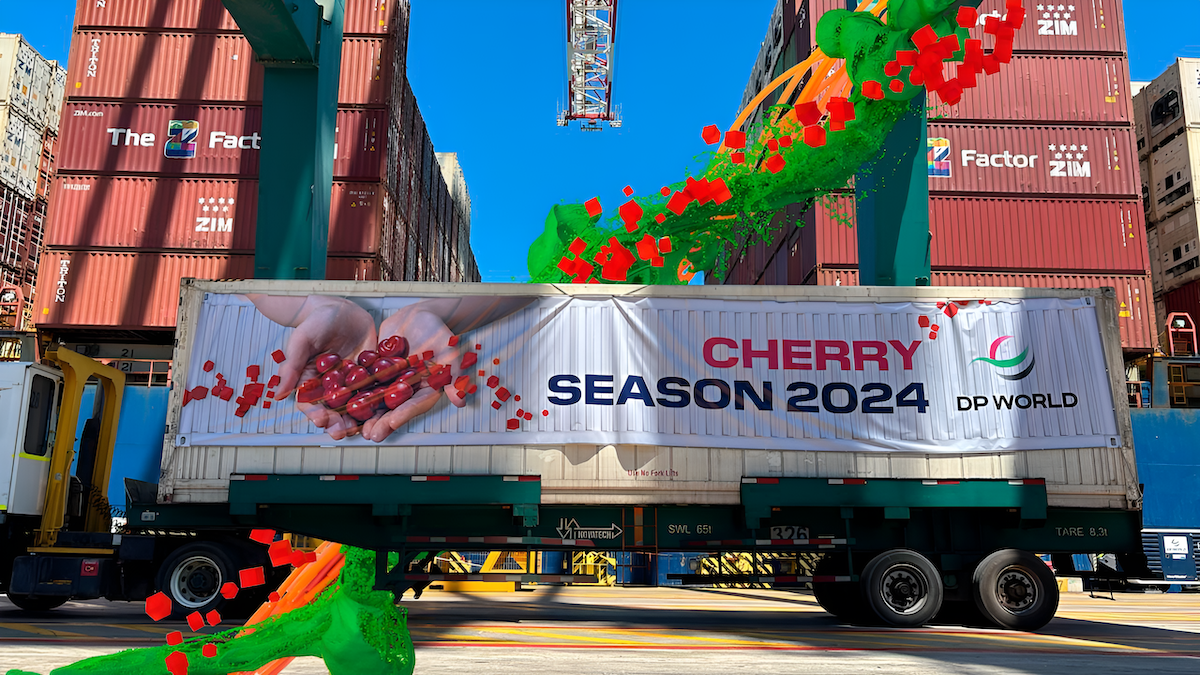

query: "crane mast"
xmin=559 ymin=0 xmax=620 ymax=130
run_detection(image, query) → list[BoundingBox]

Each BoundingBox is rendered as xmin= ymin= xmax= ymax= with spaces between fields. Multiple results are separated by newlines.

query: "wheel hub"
xmin=996 ymin=566 xmax=1037 ymax=614
xmin=170 ymin=555 xmax=223 ymax=609
xmin=880 ymin=564 xmax=928 ymax=615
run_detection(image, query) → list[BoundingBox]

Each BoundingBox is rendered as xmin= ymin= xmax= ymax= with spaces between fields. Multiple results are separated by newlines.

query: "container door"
xmin=8 ymin=371 xmax=58 ymax=515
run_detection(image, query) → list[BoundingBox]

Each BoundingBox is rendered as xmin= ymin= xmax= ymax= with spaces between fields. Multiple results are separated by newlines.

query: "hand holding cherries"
xmin=295 ymin=335 xmax=457 ymax=425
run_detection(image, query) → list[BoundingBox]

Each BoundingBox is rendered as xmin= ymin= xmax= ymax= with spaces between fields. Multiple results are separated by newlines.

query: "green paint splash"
xmin=5 ymin=547 xmax=414 ymax=675
xmin=526 ymin=0 xmax=970 ymax=285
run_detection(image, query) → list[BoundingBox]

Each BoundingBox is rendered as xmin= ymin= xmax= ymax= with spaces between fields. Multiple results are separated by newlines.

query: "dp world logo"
xmin=973 ymin=336 xmax=1035 ymax=381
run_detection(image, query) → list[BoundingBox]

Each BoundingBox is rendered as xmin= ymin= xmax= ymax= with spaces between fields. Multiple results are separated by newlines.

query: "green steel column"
xmin=855 ymin=94 xmax=931 ymax=287
xmin=221 ymin=0 xmax=344 ymax=280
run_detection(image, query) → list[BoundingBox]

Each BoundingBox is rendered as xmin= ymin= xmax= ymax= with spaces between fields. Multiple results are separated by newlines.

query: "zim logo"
xmin=165 ymin=120 xmax=198 ymax=159
xmin=928 ymin=137 xmax=951 ymax=178
xmin=972 ymin=335 xmax=1035 ymax=381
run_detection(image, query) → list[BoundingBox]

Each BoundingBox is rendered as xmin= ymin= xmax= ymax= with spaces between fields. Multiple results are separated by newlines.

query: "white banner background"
xmin=179 ymin=293 xmax=1119 ymax=453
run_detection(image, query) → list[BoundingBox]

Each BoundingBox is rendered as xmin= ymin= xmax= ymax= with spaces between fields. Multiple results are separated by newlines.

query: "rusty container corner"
xmin=43 ymin=176 xmax=385 ymax=254
xmin=72 ymin=0 xmax=405 ymax=36
xmin=67 ymin=32 xmax=391 ymax=106
xmin=813 ymin=267 xmax=1155 ymax=351
xmin=33 ymin=250 xmax=380 ymax=330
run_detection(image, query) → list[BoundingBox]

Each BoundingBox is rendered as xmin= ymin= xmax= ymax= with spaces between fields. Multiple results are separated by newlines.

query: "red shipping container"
xmin=933 ymin=55 xmax=1133 ymax=124
xmin=813 ymin=268 xmax=1154 ymax=351
xmin=1164 ymin=279 xmax=1200 ymax=324
xmin=35 ymin=250 xmax=378 ymax=330
xmin=927 ymin=123 xmax=1137 ymax=196
xmin=44 ymin=176 xmax=382 ymax=253
xmin=67 ymin=32 xmax=389 ymax=106
xmin=73 ymin=0 xmax=403 ymax=36
xmin=970 ymin=0 xmax=1126 ymax=55
xmin=57 ymin=102 xmax=384 ymax=179
xmin=806 ymin=195 xmax=1148 ymax=274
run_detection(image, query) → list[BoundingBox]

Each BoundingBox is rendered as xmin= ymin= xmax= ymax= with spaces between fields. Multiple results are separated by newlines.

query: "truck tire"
xmin=812 ymin=554 xmax=868 ymax=624
xmin=156 ymin=542 xmax=238 ymax=616
xmin=972 ymin=548 xmax=1059 ymax=631
xmin=861 ymin=549 xmax=943 ymax=627
xmin=6 ymin=593 xmax=69 ymax=612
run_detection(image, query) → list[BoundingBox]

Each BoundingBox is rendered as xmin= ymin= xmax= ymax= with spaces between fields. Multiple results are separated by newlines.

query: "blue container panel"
xmin=72 ymin=385 xmax=170 ymax=511
xmin=1131 ymin=408 xmax=1200 ymax=530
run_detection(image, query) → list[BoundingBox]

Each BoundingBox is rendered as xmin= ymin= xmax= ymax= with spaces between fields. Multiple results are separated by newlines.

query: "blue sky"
xmin=7 ymin=1 xmax=1200 ymax=282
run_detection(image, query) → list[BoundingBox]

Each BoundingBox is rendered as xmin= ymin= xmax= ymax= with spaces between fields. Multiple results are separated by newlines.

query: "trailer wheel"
xmin=812 ymin=554 xmax=868 ymax=623
xmin=972 ymin=549 xmax=1059 ymax=631
xmin=6 ymin=593 xmax=69 ymax=612
xmin=861 ymin=549 xmax=943 ymax=627
xmin=156 ymin=542 xmax=237 ymax=616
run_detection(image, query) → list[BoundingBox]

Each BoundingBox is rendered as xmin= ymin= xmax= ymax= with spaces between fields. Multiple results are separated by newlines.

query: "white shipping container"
xmin=44 ymin=63 xmax=66 ymax=134
xmin=1148 ymin=204 xmax=1200 ymax=295
xmin=1148 ymin=127 xmax=1200 ymax=222
xmin=1133 ymin=83 xmax=1149 ymax=159
xmin=15 ymin=121 xmax=39 ymax=198
xmin=1144 ymin=57 xmax=1200 ymax=144
xmin=161 ymin=281 xmax=1138 ymax=512
xmin=0 ymin=35 xmax=49 ymax=131
xmin=0 ymin=104 xmax=27 ymax=192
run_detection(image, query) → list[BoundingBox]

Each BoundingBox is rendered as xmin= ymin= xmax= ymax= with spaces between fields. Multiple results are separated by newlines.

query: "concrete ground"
xmin=1 ymin=586 xmax=1198 ymax=674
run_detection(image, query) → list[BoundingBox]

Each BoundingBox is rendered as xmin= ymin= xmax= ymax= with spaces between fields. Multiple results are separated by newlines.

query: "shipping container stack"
xmin=0 ymin=34 xmax=67 ymax=331
xmin=1134 ymin=58 xmax=1200 ymax=343
xmin=715 ymin=0 xmax=1155 ymax=356
xmin=435 ymin=152 xmax=478 ymax=282
xmin=33 ymin=0 xmax=479 ymax=351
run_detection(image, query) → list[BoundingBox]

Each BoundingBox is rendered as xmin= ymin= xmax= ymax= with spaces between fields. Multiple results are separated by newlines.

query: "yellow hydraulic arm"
xmin=35 ymin=347 xmax=125 ymax=548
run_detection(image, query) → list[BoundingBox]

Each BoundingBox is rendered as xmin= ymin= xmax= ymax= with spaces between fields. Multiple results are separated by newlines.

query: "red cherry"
xmin=345 ymin=365 xmax=371 ymax=390
xmin=384 ymin=382 xmax=414 ymax=409
xmin=370 ymin=357 xmax=403 ymax=383
xmin=356 ymin=350 xmax=379 ymax=368
xmin=322 ymin=370 xmax=344 ymax=391
xmin=399 ymin=369 xmax=422 ymax=391
xmin=314 ymin=353 xmax=342 ymax=374
xmin=377 ymin=335 xmax=409 ymax=358
xmin=326 ymin=386 xmax=354 ymax=409
xmin=346 ymin=394 xmax=377 ymax=421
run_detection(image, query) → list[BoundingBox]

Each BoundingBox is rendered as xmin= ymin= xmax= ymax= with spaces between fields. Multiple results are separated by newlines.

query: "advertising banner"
xmin=177 ymin=291 xmax=1120 ymax=453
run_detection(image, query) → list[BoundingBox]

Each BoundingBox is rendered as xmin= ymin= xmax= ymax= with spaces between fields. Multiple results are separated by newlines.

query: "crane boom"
xmin=560 ymin=0 xmax=620 ymax=130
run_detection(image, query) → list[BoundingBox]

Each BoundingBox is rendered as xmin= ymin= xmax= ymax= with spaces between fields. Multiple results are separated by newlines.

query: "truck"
xmin=2 ymin=279 xmax=1145 ymax=630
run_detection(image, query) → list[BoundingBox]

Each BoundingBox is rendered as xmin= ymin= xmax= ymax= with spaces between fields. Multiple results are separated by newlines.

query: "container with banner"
xmin=162 ymin=281 xmax=1138 ymax=510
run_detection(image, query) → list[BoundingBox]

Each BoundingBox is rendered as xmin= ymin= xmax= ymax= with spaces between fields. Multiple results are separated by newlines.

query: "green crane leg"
xmin=855 ymin=93 xmax=931 ymax=287
xmin=221 ymin=0 xmax=345 ymax=280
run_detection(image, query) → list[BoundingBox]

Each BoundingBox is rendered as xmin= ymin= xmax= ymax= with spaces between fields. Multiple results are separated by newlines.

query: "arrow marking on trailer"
xmin=557 ymin=518 xmax=622 ymax=540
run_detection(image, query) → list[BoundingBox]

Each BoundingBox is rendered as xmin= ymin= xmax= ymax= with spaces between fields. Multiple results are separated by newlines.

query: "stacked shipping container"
xmin=0 ymin=34 xmax=67 ymax=328
xmin=34 ymin=0 xmax=480 ymax=338
xmin=1134 ymin=58 xmax=1200 ymax=340
xmin=717 ymin=0 xmax=1154 ymax=353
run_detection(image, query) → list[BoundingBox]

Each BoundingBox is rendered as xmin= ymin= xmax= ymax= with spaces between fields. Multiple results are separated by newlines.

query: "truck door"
xmin=8 ymin=370 xmax=59 ymax=516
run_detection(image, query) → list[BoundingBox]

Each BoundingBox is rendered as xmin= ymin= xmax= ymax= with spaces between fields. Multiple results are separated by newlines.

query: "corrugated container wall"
xmin=66 ymin=32 xmax=391 ymax=106
xmin=972 ymin=0 xmax=1126 ymax=54
xmin=44 ymin=175 xmax=383 ymax=253
xmin=931 ymin=55 xmax=1132 ymax=124
xmin=1163 ymin=278 xmax=1200 ymax=326
xmin=926 ymin=123 xmax=1136 ymax=196
xmin=1146 ymin=128 xmax=1200 ymax=222
xmin=812 ymin=267 xmax=1154 ymax=350
xmin=1147 ymin=204 xmax=1200 ymax=295
xmin=72 ymin=0 xmax=402 ymax=36
xmin=37 ymin=0 xmax=480 ymax=340
xmin=34 ymin=250 xmax=379 ymax=330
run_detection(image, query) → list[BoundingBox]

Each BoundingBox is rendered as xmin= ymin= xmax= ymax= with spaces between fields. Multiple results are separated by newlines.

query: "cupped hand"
xmin=270 ymin=296 xmax=379 ymax=440
xmin=360 ymin=307 xmax=465 ymax=442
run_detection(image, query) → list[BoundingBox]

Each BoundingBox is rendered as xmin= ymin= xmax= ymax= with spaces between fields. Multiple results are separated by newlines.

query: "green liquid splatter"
xmin=5 ymin=547 xmax=414 ymax=675
xmin=526 ymin=0 xmax=969 ymax=285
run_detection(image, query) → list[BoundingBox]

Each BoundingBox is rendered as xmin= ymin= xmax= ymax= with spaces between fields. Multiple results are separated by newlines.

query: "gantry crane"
xmin=558 ymin=0 xmax=621 ymax=130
